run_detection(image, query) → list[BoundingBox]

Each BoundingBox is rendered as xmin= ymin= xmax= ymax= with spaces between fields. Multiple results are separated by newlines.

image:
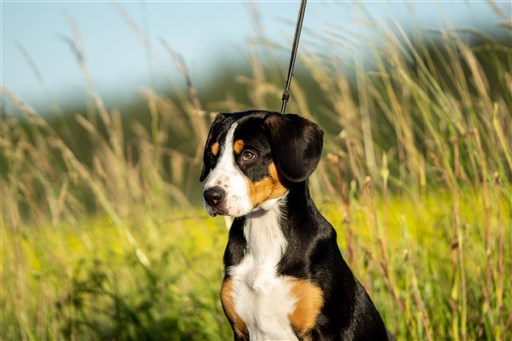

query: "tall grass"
xmin=2 ymin=4 xmax=511 ymax=340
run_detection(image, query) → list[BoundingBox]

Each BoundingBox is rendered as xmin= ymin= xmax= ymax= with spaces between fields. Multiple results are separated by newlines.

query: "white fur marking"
xmin=228 ymin=198 xmax=298 ymax=340
xmin=204 ymin=123 xmax=253 ymax=217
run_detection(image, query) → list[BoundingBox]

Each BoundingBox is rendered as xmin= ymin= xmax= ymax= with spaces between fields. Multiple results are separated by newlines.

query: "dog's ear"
xmin=263 ymin=113 xmax=323 ymax=183
xmin=200 ymin=113 xmax=232 ymax=182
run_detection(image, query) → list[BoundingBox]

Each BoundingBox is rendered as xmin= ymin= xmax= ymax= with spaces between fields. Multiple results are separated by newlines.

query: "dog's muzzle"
xmin=203 ymin=186 xmax=226 ymax=216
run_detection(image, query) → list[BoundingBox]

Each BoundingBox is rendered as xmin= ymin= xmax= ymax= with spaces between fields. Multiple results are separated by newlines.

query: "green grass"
xmin=2 ymin=4 xmax=512 ymax=340
xmin=2 ymin=191 xmax=510 ymax=340
xmin=2 ymin=213 xmax=230 ymax=340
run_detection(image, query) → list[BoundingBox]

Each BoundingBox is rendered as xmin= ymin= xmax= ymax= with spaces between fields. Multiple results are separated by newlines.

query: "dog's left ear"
xmin=263 ymin=113 xmax=323 ymax=183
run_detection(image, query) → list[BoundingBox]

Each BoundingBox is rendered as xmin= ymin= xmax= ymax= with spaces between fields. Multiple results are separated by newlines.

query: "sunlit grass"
xmin=2 ymin=190 xmax=510 ymax=339
xmin=1 ymin=3 xmax=511 ymax=340
xmin=1 ymin=212 xmax=230 ymax=340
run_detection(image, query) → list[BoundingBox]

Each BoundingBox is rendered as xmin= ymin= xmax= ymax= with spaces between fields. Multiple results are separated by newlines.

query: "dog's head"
xmin=200 ymin=110 xmax=323 ymax=217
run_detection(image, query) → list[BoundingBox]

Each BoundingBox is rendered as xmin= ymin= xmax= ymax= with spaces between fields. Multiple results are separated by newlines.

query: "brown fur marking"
xmin=221 ymin=278 xmax=248 ymax=340
xmin=233 ymin=139 xmax=245 ymax=155
xmin=248 ymin=163 xmax=287 ymax=207
xmin=288 ymin=279 xmax=324 ymax=337
xmin=211 ymin=142 xmax=220 ymax=157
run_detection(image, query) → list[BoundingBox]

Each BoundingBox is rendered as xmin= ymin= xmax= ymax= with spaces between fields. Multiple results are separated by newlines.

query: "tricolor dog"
xmin=200 ymin=110 xmax=393 ymax=340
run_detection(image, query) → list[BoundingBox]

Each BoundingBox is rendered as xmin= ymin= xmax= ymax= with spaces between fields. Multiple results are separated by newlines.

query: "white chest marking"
xmin=228 ymin=199 xmax=298 ymax=340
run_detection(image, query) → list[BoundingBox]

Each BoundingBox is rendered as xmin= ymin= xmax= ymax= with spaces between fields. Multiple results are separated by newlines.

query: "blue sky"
xmin=2 ymin=1 xmax=510 ymax=106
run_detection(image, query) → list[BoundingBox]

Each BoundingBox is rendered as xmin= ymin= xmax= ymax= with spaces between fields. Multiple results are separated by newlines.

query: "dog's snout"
xmin=204 ymin=187 xmax=226 ymax=207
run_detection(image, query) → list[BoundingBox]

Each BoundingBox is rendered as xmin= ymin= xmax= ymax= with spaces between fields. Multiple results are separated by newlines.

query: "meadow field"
xmin=1 ymin=7 xmax=511 ymax=341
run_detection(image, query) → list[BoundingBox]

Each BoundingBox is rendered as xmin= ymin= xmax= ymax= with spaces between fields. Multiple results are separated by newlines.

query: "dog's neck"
xmin=282 ymin=181 xmax=312 ymax=211
xmin=242 ymin=181 xmax=316 ymax=255
xmin=235 ymin=180 xmax=328 ymax=285
xmin=243 ymin=195 xmax=288 ymax=263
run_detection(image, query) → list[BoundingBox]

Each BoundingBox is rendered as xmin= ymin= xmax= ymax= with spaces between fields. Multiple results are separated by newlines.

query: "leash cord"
xmin=280 ymin=0 xmax=308 ymax=114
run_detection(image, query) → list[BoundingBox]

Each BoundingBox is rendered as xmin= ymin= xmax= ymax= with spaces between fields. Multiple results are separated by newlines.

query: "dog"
xmin=200 ymin=110 xmax=393 ymax=340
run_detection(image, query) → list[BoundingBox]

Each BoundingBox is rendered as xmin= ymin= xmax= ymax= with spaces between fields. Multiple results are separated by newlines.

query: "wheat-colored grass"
xmin=1 ymin=4 xmax=511 ymax=340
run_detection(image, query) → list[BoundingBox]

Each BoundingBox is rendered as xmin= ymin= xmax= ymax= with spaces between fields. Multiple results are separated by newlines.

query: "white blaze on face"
xmin=204 ymin=123 xmax=253 ymax=217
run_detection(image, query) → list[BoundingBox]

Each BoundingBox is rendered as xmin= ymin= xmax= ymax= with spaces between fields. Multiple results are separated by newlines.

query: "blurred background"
xmin=2 ymin=1 xmax=511 ymax=340
xmin=4 ymin=1 xmax=509 ymax=106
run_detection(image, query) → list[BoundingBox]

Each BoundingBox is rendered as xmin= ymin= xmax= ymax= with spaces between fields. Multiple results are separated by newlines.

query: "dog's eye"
xmin=241 ymin=150 xmax=256 ymax=161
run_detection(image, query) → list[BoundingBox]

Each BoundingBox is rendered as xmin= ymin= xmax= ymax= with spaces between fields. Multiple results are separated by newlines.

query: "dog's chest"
xmin=227 ymin=206 xmax=299 ymax=340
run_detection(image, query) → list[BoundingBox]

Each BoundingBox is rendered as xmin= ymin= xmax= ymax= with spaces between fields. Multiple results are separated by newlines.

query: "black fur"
xmin=263 ymin=113 xmax=324 ymax=183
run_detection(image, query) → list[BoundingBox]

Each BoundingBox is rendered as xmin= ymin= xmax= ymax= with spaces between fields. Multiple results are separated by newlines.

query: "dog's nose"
xmin=204 ymin=187 xmax=225 ymax=207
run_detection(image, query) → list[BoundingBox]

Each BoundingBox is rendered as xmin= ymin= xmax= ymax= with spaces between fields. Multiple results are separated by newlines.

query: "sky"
xmin=2 ymin=1 xmax=510 ymax=107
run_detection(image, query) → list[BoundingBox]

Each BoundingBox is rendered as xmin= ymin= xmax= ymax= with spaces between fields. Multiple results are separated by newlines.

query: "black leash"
xmin=280 ymin=0 xmax=308 ymax=114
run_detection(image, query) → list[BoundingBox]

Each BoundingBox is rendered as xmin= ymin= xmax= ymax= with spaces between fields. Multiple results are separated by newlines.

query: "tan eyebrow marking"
xmin=233 ymin=139 xmax=245 ymax=155
xmin=211 ymin=142 xmax=220 ymax=156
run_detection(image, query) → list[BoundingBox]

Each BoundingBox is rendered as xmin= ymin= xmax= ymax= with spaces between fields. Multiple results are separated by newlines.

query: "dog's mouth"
xmin=205 ymin=204 xmax=227 ymax=217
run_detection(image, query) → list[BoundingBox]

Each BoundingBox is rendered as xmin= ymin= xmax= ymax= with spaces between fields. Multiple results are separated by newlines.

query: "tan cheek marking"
xmin=248 ymin=162 xmax=288 ymax=207
xmin=288 ymin=279 xmax=324 ymax=337
xmin=211 ymin=142 xmax=220 ymax=157
xmin=221 ymin=279 xmax=248 ymax=340
xmin=233 ymin=139 xmax=244 ymax=155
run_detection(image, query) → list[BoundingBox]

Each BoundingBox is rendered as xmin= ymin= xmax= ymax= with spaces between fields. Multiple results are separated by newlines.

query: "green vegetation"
xmin=1 ymin=6 xmax=511 ymax=341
